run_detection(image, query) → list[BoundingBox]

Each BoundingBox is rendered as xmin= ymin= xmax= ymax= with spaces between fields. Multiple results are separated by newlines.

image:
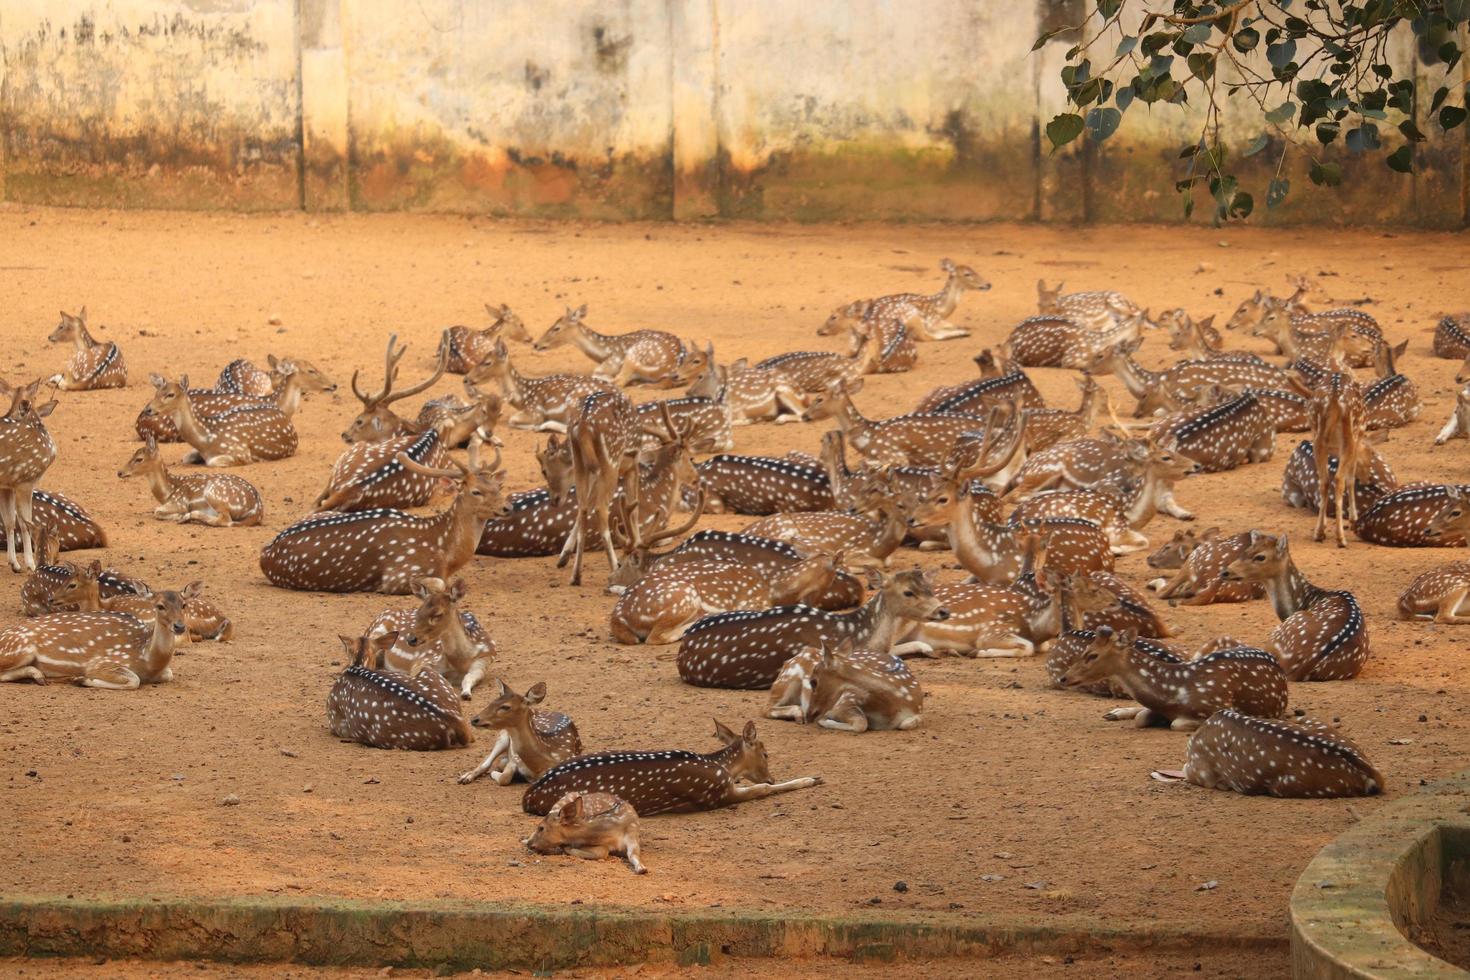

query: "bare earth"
xmin=1 ymin=207 xmax=1467 ymax=973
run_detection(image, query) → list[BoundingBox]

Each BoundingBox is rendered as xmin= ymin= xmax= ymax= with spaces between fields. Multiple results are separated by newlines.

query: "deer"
xmin=1240 ymin=387 xmax=1313 ymax=433
xmin=692 ymin=453 xmax=834 ymax=515
xmin=47 ymin=307 xmax=127 ymax=390
xmin=458 ymin=679 xmax=583 ymax=785
xmin=683 ymin=353 xmax=809 ymax=424
xmin=26 ymin=489 xmax=107 ymax=552
xmin=766 ymin=641 xmax=923 ymax=731
xmin=0 ymin=382 xmax=58 ymax=572
xmin=1362 ymin=358 xmax=1421 ymax=430
xmin=1008 ymin=436 xmax=1151 ymax=498
xmin=1021 ymin=375 xmax=1110 ymax=452
xmin=1397 ymin=560 xmax=1470 ymax=624
xmin=522 ymin=719 xmax=822 ymax=816
xmin=838 ymin=258 xmax=988 ymax=340
xmin=525 ymin=791 xmax=647 ymax=874
xmin=676 ymin=569 xmax=947 ymax=689
xmin=558 ymin=389 xmax=641 ymax=585
xmin=1155 ymin=710 xmax=1384 ymax=798
xmin=60 ymin=561 xmax=232 ymax=642
xmin=1281 ymin=438 xmax=1396 ymax=516
xmin=1260 ymin=307 xmax=1383 ymax=367
xmin=340 ymin=333 xmax=449 ymax=443
xmin=891 ymin=574 xmax=1048 ymax=659
xmin=327 ymin=632 xmax=473 ymax=750
xmin=1057 ymin=626 xmax=1288 ymax=731
xmin=1224 ymin=278 xmax=1311 ymax=340
xmin=1301 ymin=373 xmax=1367 ymax=547
xmin=214 ymin=358 xmax=274 ymax=396
xmin=439 ymin=303 xmax=531 ymax=373
xmin=366 ymin=577 xmax=496 ymax=699
xmin=135 ymin=356 xmax=335 ymax=443
xmin=260 ymin=439 xmax=507 ymax=594
xmin=1150 ymin=390 xmax=1277 ymax=473
xmin=1434 ymin=313 xmax=1470 ymax=359
xmin=117 ymin=435 xmax=264 ymax=526
xmin=912 ymin=365 xmax=1046 ymax=415
xmin=465 ymin=338 xmax=616 ymax=433
xmin=742 ymin=494 xmax=910 ymax=567
xmin=1161 ymin=310 xmax=1233 ymax=360
xmin=1003 ymin=312 xmax=1146 ymax=369
xmin=0 ymin=590 xmax=189 ymax=688
xmin=1145 ymin=528 xmax=1264 ymax=604
xmin=635 ymin=395 xmax=734 ymax=453
xmin=1350 ymin=483 xmax=1470 ymax=546
xmin=828 ymin=303 xmax=919 ymax=373
xmin=316 ymin=396 xmax=497 ymax=512
xmin=143 ymin=375 xmax=297 ymax=465
xmin=533 ymin=305 xmax=689 ymax=385
xmin=611 ymin=553 xmax=840 ymax=645
xmin=21 ymin=558 xmax=148 ymax=617
xmin=1436 ymin=383 xmax=1470 ymax=444
xmin=803 ymin=380 xmax=992 ymax=468
xmin=1036 ymin=281 xmax=1147 ymax=330
xmin=1221 ymin=530 xmax=1370 ymax=680
xmin=755 ymin=333 xmax=879 ymax=394
xmin=1044 ymin=571 xmax=1201 ymax=697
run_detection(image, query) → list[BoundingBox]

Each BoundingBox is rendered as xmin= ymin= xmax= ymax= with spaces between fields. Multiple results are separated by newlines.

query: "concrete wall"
xmin=0 ymin=0 xmax=1466 ymax=225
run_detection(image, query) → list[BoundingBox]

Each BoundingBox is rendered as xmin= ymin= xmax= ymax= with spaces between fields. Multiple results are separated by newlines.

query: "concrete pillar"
xmin=300 ymin=0 xmax=351 ymax=211
xmin=670 ymin=0 xmax=721 ymax=219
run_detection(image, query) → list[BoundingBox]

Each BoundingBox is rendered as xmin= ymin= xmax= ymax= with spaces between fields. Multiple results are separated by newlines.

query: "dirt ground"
xmin=0 ymin=207 xmax=1466 ymax=967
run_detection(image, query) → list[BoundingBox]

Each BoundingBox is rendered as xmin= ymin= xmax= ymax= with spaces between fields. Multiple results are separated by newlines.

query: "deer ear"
xmin=150 ymin=373 xmax=167 ymax=389
xmin=574 ymin=304 xmax=587 ymax=317
xmin=87 ymin=559 xmax=103 ymax=576
xmin=493 ymin=677 xmax=510 ymax=697
xmin=411 ymin=578 xmax=432 ymax=600
xmin=374 ymin=630 xmax=399 ymax=651
xmin=742 ymin=720 xmax=758 ymax=744
xmin=267 ymin=354 xmax=279 ymax=369
xmin=560 ymin=793 xmax=585 ymax=823
xmin=712 ymin=718 xmax=738 ymax=744
xmin=1200 ymin=526 xmax=1220 ymax=540
xmin=844 ymin=377 xmax=866 ymax=396
xmin=35 ymin=399 xmax=57 ymax=418
xmin=339 ymin=635 xmax=362 ymax=662
xmin=449 ymin=578 xmax=467 ymax=601
xmin=180 ymin=580 xmax=203 ymax=599
xmin=179 ymin=374 xmax=189 ymax=390
xmin=1198 ymin=314 xmax=1216 ymax=330
xmin=1119 ymin=628 xmax=1138 ymax=647
xmin=78 ymin=306 xmax=88 ymax=321
xmin=525 ymin=682 xmax=547 ymax=704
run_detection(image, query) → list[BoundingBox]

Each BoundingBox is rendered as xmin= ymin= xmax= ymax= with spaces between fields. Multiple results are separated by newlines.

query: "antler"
xmin=351 ymin=333 xmax=408 ymax=406
xmin=381 ymin=330 xmax=449 ymax=405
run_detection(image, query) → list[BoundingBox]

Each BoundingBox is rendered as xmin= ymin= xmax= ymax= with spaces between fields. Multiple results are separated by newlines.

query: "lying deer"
xmin=1398 ymin=560 xmax=1470 ymax=623
xmin=522 ymin=719 xmax=822 ymax=816
xmin=534 ymin=305 xmax=689 ymax=385
xmin=327 ymin=632 xmax=473 ymax=750
xmin=836 ymin=304 xmax=919 ymax=373
xmin=366 ymin=577 xmax=495 ymax=699
xmin=743 ymin=495 xmax=909 ymax=567
xmin=260 ymin=440 xmax=507 ymax=593
xmin=440 ymin=303 xmax=531 ymax=373
xmin=1008 ymin=436 xmax=1150 ymax=498
xmin=1280 ymin=437 xmax=1396 ymax=517
xmin=1225 ymin=279 xmax=1311 ymax=339
xmin=1434 ymin=313 xmax=1470 ymax=359
xmin=465 ymin=338 xmax=615 ymax=433
xmin=526 ymin=791 xmax=647 ymax=874
xmin=766 ymin=641 xmax=923 ymax=731
xmin=215 ymin=358 xmax=273 ymax=397
xmin=27 ymin=489 xmax=108 ymax=552
xmin=1058 ymin=626 xmax=1288 ymax=731
xmin=0 ymin=381 xmax=58 ymax=573
xmin=62 ymin=561 xmax=232 ymax=642
xmin=804 ymin=381 xmax=994 ymax=468
xmin=459 ymin=680 xmax=583 ymax=785
xmin=143 ymin=375 xmax=297 ymax=465
xmin=913 ymin=365 xmax=1046 ymax=415
xmin=1151 ymin=390 xmax=1277 ymax=473
xmin=1353 ymin=483 xmax=1470 ymax=546
xmin=1156 ymin=710 xmax=1383 ymax=798
xmin=1036 ymin=281 xmax=1147 ymax=330
xmin=0 ymin=590 xmax=189 ymax=688
xmin=21 ymin=558 xmax=147 ymax=617
xmin=136 ymin=356 xmax=335 ymax=443
xmin=1145 ymin=528 xmax=1263 ymax=604
xmin=1435 ymin=383 xmax=1470 ymax=444
xmin=676 ymin=569 xmax=947 ymax=689
xmin=635 ymin=395 xmax=734 ymax=453
xmin=1221 ymin=530 xmax=1370 ymax=680
xmin=118 ymin=435 xmax=264 ymax=526
xmin=48 ymin=307 xmax=127 ymax=390
xmin=852 ymin=257 xmax=989 ymax=340
xmin=1003 ymin=312 xmax=1145 ymax=369
xmin=756 ymin=331 xmax=879 ymax=394
xmin=683 ymin=354 xmax=809 ymax=424
xmin=693 ymin=453 xmax=834 ymax=515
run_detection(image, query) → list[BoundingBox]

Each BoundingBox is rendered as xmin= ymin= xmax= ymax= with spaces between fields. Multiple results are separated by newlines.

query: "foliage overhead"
xmin=1035 ymin=0 xmax=1470 ymax=221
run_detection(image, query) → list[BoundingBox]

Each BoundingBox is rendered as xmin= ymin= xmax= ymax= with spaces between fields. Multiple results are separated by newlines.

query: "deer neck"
xmin=846 ymin=589 xmax=906 ymax=651
xmin=1111 ymin=641 xmax=1180 ymax=706
xmin=439 ymin=491 xmax=486 ymax=574
xmin=169 ymin=394 xmax=214 ymax=447
xmin=869 ymin=505 xmax=908 ymax=559
xmin=73 ymin=324 xmax=96 ymax=352
xmin=1057 ymin=580 xmax=1079 ymax=633
xmin=949 ymin=504 xmax=1016 ymax=583
xmin=570 ymin=322 xmax=617 ymax=361
xmin=494 ymin=358 xmax=525 ymax=406
xmin=436 ymin=608 xmax=478 ymax=664
xmin=1109 ymin=353 xmax=1158 ymax=400
xmin=932 ymin=272 xmax=962 ymax=318
xmin=273 ymin=376 xmax=305 ymax=417
xmin=835 ymin=399 xmax=874 ymax=450
xmin=141 ymin=615 xmax=181 ymax=678
xmin=144 ymin=464 xmax=177 ymax=504
xmin=1261 ymin=553 xmax=1318 ymax=620
xmin=1121 ymin=467 xmax=1167 ymax=528
xmin=705 ymin=740 xmax=744 ymax=774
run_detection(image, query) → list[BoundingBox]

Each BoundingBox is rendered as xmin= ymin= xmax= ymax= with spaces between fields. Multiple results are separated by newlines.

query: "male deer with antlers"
xmin=342 ymin=333 xmax=449 ymax=443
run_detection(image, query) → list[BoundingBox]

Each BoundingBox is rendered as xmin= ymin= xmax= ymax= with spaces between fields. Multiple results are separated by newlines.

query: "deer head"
xmin=141 ymin=374 xmax=190 ymax=419
xmin=49 ymin=308 xmax=88 ymax=344
xmin=1426 ymin=488 xmax=1470 ymax=541
xmin=401 ymin=577 xmax=469 ymax=653
xmin=1221 ymin=530 xmax=1290 ymax=583
xmin=534 ymin=305 xmax=588 ymax=352
xmin=344 ymin=332 xmax=448 ymax=443
xmin=117 ymin=434 xmax=163 ymax=479
xmin=1057 ymin=625 xmax=1135 ymax=688
xmin=268 ymin=355 xmax=338 ymax=394
xmin=394 ymin=436 xmax=508 ymax=523
xmin=945 ymin=260 xmax=990 ymax=291
xmin=713 ymin=719 xmax=772 ymax=784
xmin=471 ymin=678 xmax=547 ymax=730
xmin=486 ymin=303 xmax=532 ymax=343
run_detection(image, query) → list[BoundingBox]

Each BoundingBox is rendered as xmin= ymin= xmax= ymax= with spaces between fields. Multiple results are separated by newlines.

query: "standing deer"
xmin=559 ymin=389 xmax=640 ymax=585
xmin=676 ymin=569 xmax=948 ymax=689
xmin=1280 ymin=438 xmax=1396 ymax=516
xmin=1221 ymin=531 xmax=1370 ymax=680
xmin=0 ymin=382 xmax=58 ymax=572
xmin=1156 ymin=710 xmax=1383 ymax=798
xmin=47 ymin=308 xmax=127 ymax=390
xmin=0 ymin=590 xmax=189 ymax=688
xmin=260 ymin=440 xmax=507 ymax=593
xmin=533 ymin=305 xmax=688 ymax=385
xmin=1306 ymin=373 xmax=1367 ymax=547
xmin=366 ymin=577 xmax=496 ymax=699
xmin=522 ymin=720 xmax=822 ymax=816
xmin=766 ymin=641 xmax=923 ymax=731
xmin=327 ymin=632 xmax=473 ymax=750
xmin=440 ymin=303 xmax=531 ymax=373
xmin=525 ymin=791 xmax=647 ymax=874
xmin=458 ymin=680 xmax=584 ymax=785
xmin=143 ymin=375 xmax=297 ymax=465
xmin=342 ymin=333 xmax=449 ymax=443
xmin=118 ymin=435 xmax=264 ymax=526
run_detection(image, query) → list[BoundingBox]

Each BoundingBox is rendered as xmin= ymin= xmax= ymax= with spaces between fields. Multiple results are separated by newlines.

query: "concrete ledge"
xmin=0 ymin=893 xmax=1286 ymax=970
xmin=1291 ymin=774 xmax=1470 ymax=978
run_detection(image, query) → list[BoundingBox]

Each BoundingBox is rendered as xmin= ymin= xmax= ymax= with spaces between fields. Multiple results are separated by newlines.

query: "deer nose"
xmin=930 ymin=607 xmax=951 ymax=621
xmin=172 ymin=623 xmax=187 ymax=636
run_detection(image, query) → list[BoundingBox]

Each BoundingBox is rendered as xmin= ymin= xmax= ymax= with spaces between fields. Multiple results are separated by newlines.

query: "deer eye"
xmin=903 ymin=590 xmax=916 ymax=598
xmin=1083 ymin=653 xmax=1099 ymax=662
xmin=1253 ymin=554 xmax=1266 ymax=562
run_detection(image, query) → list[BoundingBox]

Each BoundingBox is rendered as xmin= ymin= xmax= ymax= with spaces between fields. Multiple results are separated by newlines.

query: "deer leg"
xmin=566 ymin=845 xmax=611 ymax=861
xmin=970 ymin=636 xmax=1036 ymax=658
xmin=1158 ymin=488 xmax=1195 ymax=521
xmin=888 ymin=640 xmax=936 ymax=657
xmin=13 ymin=488 xmax=37 ymax=572
xmin=1103 ymin=705 xmax=1146 ymax=722
xmin=725 ymin=776 xmax=823 ymax=803
xmin=457 ymin=731 xmax=511 ymax=784
xmin=80 ymin=662 xmax=142 ymax=690
xmin=458 ymin=658 xmax=491 ymax=699
xmin=817 ymin=693 xmax=870 ymax=733
xmin=622 ymin=838 xmax=648 ymax=874
xmin=1435 ymin=588 xmax=1470 ymax=624
xmin=1153 ymin=567 xmax=1192 ymax=599
xmin=0 ymin=492 xmax=19 ymax=573
xmin=1169 ymin=717 xmax=1202 ymax=732
xmin=1 ymin=665 xmax=46 ymax=684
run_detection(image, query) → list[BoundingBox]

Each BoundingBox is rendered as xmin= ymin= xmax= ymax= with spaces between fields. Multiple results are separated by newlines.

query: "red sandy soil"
xmin=0 ymin=207 xmax=1465 ymax=969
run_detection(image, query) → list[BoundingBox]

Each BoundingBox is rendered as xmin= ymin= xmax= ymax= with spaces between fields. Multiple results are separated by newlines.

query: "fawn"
xmin=118 ymin=435 xmax=264 ymax=526
xmin=682 ymin=353 xmax=810 ymax=425
xmin=525 ymin=791 xmax=647 ymax=874
xmin=1145 ymin=528 xmax=1263 ymax=604
xmin=534 ymin=305 xmax=689 ymax=385
xmin=458 ymin=680 xmax=584 ymax=785
xmin=766 ymin=640 xmax=923 ymax=731
xmin=327 ymin=632 xmax=473 ymax=750
xmin=522 ymin=719 xmax=822 ymax=816
xmin=48 ymin=307 xmax=127 ymax=390
xmin=0 ymin=590 xmax=189 ymax=688
xmin=366 ymin=577 xmax=496 ymax=699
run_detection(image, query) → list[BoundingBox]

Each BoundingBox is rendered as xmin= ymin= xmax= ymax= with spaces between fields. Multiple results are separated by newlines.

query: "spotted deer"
xmin=0 ymin=382 xmax=58 ymax=572
xmin=1003 ymin=313 xmax=1145 ymax=369
xmin=1397 ymin=560 xmax=1470 ymax=623
xmin=20 ymin=559 xmax=148 ymax=618
xmin=135 ymin=356 xmax=335 ymax=443
xmin=683 ymin=353 xmax=809 ymax=424
xmin=59 ymin=561 xmax=231 ymax=642
xmin=743 ymin=495 xmax=909 ymax=567
xmin=465 ymin=338 xmax=616 ymax=433
xmin=914 ymin=366 xmax=1046 ymax=416
xmin=1225 ymin=279 xmax=1311 ymax=340
xmin=260 ymin=440 xmax=507 ymax=593
xmin=611 ymin=553 xmax=840 ymax=645
xmin=1362 ymin=356 xmax=1421 ymax=430
xmin=755 ymin=333 xmax=878 ymax=394
xmin=835 ymin=304 xmax=919 ymax=373
xmin=525 ymin=791 xmax=647 ymax=873
xmin=1151 ymin=391 xmax=1276 ymax=473
xmin=1022 ymin=375 xmax=1110 ymax=451
xmin=892 ymin=576 xmax=1052 ymax=659
xmin=143 ymin=375 xmax=297 ymax=465
xmin=803 ymin=381 xmax=991 ymax=468
xmin=28 ymin=489 xmax=107 ymax=552
xmin=364 ymin=577 xmax=496 ymax=699
xmin=47 ymin=308 xmax=127 ymax=390
xmin=1221 ymin=531 xmax=1370 ymax=680
xmin=1058 ymin=626 xmax=1288 ymax=730
xmin=559 ymin=389 xmax=641 ymax=585
xmin=117 ymin=435 xmax=263 ymax=526
xmin=1243 ymin=387 xmax=1313 ymax=433
xmin=214 ymin=358 xmax=274 ymax=397
xmin=457 ymin=679 xmax=583 ymax=785
xmin=522 ymin=720 xmax=822 ymax=816
xmin=1280 ymin=438 xmax=1396 ymax=516
xmin=533 ymin=305 xmax=689 ymax=386
xmin=1156 ymin=710 xmax=1383 ymax=798
xmin=1434 ymin=313 xmax=1470 ymax=359
xmin=1435 ymin=383 xmax=1470 ymax=444
xmin=1303 ymin=373 xmax=1367 ymax=547
xmin=851 ymin=258 xmax=990 ymax=340
xmin=676 ymin=569 xmax=948 ymax=689
xmin=474 ymin=435 xmax=585 ymax=559
xmin=635 ymin=395 xmax=734 ymax=453
xmin=1069 ymin=570 xmax=1172 ymax=638
xmin=1036 ymin=281 xmax=1147 ymax=330
xmin=1009 ymin=437 xmax=1150 ymax=498
xmin=1261 ymin=308 xmax=1383 ymax=367
xmin=1145 ymin=528 xmax=1263 ymax=604
xmin=766 ymin=641 xmax=923 ymax=731
xmin=439 ymin=303 xmax=531 ymax=373
xmin=0 ymin=590 xmax=189 ymax=688
xmin=327 ymin=632 xmax=473 ymax=750
xmin=1045 ymin=584 xmax=1192 ymax=699
xmin=692 ymin=454 xmax=834 ymax=515
xmin=1162 ymin=311 xmax=1230 ymax=359
xmin=336 ymin=333 xmax=449 ymax=443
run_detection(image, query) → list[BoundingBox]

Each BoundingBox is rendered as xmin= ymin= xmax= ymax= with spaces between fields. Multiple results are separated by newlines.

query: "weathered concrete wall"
xmin=0 ymin=0 xmax=1465 ymax=224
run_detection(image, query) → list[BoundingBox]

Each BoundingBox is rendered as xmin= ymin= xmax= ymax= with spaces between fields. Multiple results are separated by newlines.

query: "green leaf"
xmin=1086 ymin=107 xmax=1122 ymax=141
xmin=1399 ymin=119 xmax=1427 ymax=141
xmin=1310 ymin=161 xmax=1343 ymax=186
xmin=1265 ymin=101 xmax=1297 ymax=125
xmin=1188 ymin=52 xmax=1216 ymax=80
xmin=1032 ymin=29 xmax=1065 ymax=51
xmin=1267 ymin=177 xmax=1291 ymax=208
xmin=1233 ymin=27 xmax=1260 ymax=52
xmin=1345 ymin=124 xmax=1380 ymax=152
xmin=1267 ymin=39 xmax=1297 ymax=67
xmin=1116 ymin=87 xmax=1135 ymax=113
xmin=1099 ymin=0 xmax=1123 ymax=17
xmin=1116 ymin=35 xmax=1138 ymax=56
xmin=1242 ymin=133 xmax=1270 ymax=157
xmin=1229 ymin=191 xmax=1255 ymax=220
xmin=1431 ymin=86 xmax=1450 ymax=113
xmin=1371 ymin=63 xmax=1393 ymax=78
xmin=1316 ymin=121 xmax=1341 ymax=145
xmin=1179 ymin=142 xmax=1203 ymax=159
xmin=1183 ymin=23 xmax=1213 ymax=44
xmin=1442 ymin=105 xmax=1468 ymax=130
xmin=1046 ymin=113 xmax=1086 ymax=150
xmin=1386 ymin=145 xmax=1414 ymax=172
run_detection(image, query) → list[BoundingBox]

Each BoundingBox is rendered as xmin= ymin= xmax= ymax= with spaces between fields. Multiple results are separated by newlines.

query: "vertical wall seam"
xmin=294 ymin=0 xmax=307 ymax=210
